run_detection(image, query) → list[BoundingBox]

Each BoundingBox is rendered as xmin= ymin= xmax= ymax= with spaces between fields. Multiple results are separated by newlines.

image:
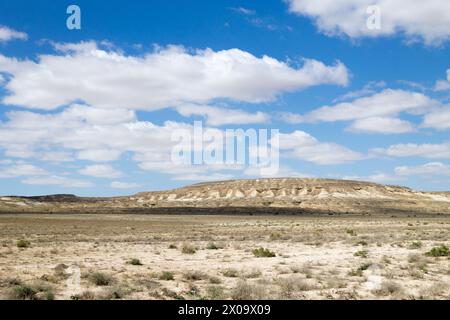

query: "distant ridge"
xmin=1 ymin=178 xmax=450 ymax=215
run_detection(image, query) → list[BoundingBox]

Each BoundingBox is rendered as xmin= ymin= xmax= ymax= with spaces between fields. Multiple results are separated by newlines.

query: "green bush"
xmin=354 ymin=250 xmax=368 ymax=258
xmin=9 ymin=282 xmax=54 ymax=300
xmin=89 ymin=272 xmax=114 ymax=286
xmin=159 ymin=271 xmax=174 ymax=281
xmin=128 ymin=258 xmax=143 ymax=266
xmin=11 ymin=285 xmax=37 ymax=300
xmin=16 ymin=240 xmax=31 ymax=248
xmin=252 ymin=247 xmax=276 ymax=258
xmin=222 ymin=269 xmax=239 ymax=278
xmin=425 ymin=245 xmax=450 ymax=257
xmin=409 ymin=241 xmax=422 ymax=249
xmin=206 ymin=243 xmax=219 ymax=250
xmin=181 ymin=244 xmax=197 ymax=255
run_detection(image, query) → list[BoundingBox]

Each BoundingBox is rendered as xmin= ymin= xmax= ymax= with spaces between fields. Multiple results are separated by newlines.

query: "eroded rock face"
xmin=1 ymin=178 xmax=450 ymax=215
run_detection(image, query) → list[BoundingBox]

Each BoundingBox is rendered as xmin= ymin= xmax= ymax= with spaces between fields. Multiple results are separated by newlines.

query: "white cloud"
xmin=230 ymin=7 xmax=256 ymax=15
xmin=79 ymin=164 xmax=122 ymax=178
xmin=244 ymin=166 xmax=311 ymax=178
xmin=287 ymin=0 xmax=450 ymax=45
xmin=342 ymin=172 xmax=401 ymax=184
xmin=276 ymin=111 xmax=304 ymax=124
xmin=347 ymin=117 xmax=415 ymax=134
xmin=176 ymin=104 xmax=269 ymax=126
xmin=77 ymin=149 xmax=122 ymax=162
xmin=422 ymin=105 xmax=450 ymax=130
xmin=301 ymin=89 xmax=436 ymax=123
xmin=171 ymin=172 xmax=234 ymax=182
xmin=39 ymin=152 xmax=74 ymax=162
xmin=434 ymin=70 xmax=450 ymax=91
xmin=0 ymin=26 xmax=27 ymax=43
xmin=0 ymin=42 xmax=348 ymax=110
xmin=110 ymin=181 xmax=141 ymax=189
xmin=395 ymin=162 xmax=450 ymax=176
xmin=333 ymin=81 xmax=386 ymax=102
xmin=276 ymin=131 xmax=364 ymax=165
xmin=22 ymin=175 xmax=93 ymax=188
xmin=372 ymin=142 xmax=450 ymax=159
xmin=282 ymin=89 xmax=436 ymax=134
xmin=0 ymin=164 xmax=47 ymax=178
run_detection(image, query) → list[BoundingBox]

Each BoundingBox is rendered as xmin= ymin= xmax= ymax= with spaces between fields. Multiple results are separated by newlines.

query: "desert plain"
xmin=0 ymin=213 xmax=449 ymax=300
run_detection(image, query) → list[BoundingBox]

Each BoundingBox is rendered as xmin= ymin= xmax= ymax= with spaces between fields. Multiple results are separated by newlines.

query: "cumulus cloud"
xmin=395 ymin=162 xmax=450 ymax=176
xmin=0 ymin=26 xmax=27 ymax=42
xmin=79 ymin=165 xmax=122 ymax=178
xmin=333 ymin=81 xmax=386 ymax=102
xmin=110 ymin=181 xmax=142 ymax=189
xmin=282 ymin=89 xmax=436 ymax=134
xmin=77 ymin=149 xmax=122 ymax=162
xmin=0 ymin=163 xmax=47 ymax=178
xmin=176 ymin=104 xmax=269 ymax=126
xmin=0 ymin=42 xmax=348 ymax=110
xmin=434 ymin=70 xmax=450 ymax=91
xmin=347 ymin=117 xmax=415 ymax=134
xmin=301 ymin=89 xmax=436 ymax=122
xmin=372 ymin=142 xmax=450 ymax=159
xmin=22 ymin=175 xmax=93 ymax=188
xmin=287 ymin=0 xmax=450 ymax=45
xmin=422 ymin=105 xmax=450 ymax=130
xmin=275 ymin=131 xmax=364 ymax=165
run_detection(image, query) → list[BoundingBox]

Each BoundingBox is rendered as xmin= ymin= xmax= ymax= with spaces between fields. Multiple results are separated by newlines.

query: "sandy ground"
xmin=0 ymin=214 xmax=449 ymax=300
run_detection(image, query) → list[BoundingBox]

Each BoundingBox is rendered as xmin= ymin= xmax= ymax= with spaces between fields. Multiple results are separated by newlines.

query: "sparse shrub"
xmin=71 ymin=291 xmax=95 ymax=300
xmin=206 ymin=242 xmax=221 ymax=250
xmin=102 ymin=286 xmax=127 ymax=300
xmin=10 ymin=284 xmax=37 ymax=300
xmin=231 ymin=280 xmax=264 ymax=300
xmin=183 ymin=270 xmax=206 ymax=281
xmin=181 ymin=244 xmax=197 ymax=255
xmin=409 ymin=241 xmax=422 ymax=249
xmin=354 ymin=250 xmax=368 ymax=258
xmin=9 ymin=282 xmax=54 ymax=300
xmin=252 ymin=247 xmax=276 ymax=258
xmin=348 ymin=263 xmax=371 ymax=277
xmin=209 ymin=276 xmax=222 ymax=284
xmin=290 ymin=266 xmax=301 ymax=274
xmin=128 ymin=258 xmax=143 ymax=266
xmin=161 ymin=288 xmax=183 ymax=300
xmin=159 ymin=271 xmax=174 ymax=281
xmin=374 ymin=281 xmax=403 ymax=296
xmin=3 ymin=278 xmax=22 ymax=287
xmin=269 ymin=232 xmax=282 ymax=241
xmin=425 ymin=245 xmax=450 ymax=257
xmin=346 ymin=229 xmax=357 ymax=236
xmin=244 ymin=269 xmax=262 ymax=279
xmin=186 ymin=284 xmax=201 ymax=298
xmin=206 ymin=285 xmax=225 ymax=300
xmin=53 ymin=263 xmax=69 ymax=278
xmin=89 ymin=272 xmax=114 ymax=286
xmin=277 ymin=278 xmax=295 ymax=298
xmin=408 ymin=253 xmax=422 ymax=263
xmin=222 ymin=269 xmax=239 ymax=278
xmin=16 ymin=239 xmax=30 ymax=248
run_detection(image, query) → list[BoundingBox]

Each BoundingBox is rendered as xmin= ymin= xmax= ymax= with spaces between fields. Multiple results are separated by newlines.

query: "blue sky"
xmin=1 ymin=0 xmax=450 ymax=196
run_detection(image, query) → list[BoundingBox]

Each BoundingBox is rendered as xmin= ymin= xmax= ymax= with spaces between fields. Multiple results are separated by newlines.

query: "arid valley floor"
xmin=1 ymin=213 xmax=449 ymax=300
